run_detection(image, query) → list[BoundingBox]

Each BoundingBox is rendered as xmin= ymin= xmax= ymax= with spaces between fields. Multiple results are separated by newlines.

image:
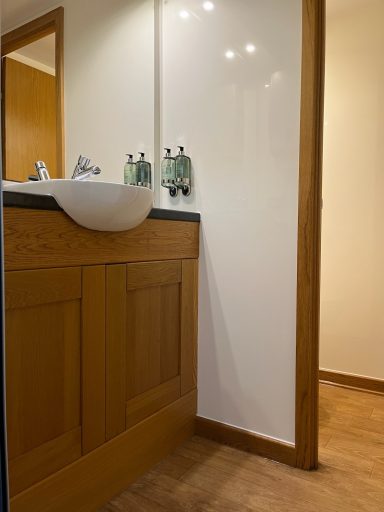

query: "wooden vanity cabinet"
xmin=4 ymin=209 xmax=199 ymax=511
xmin=5 ymin=261 xmax=197 ymax=496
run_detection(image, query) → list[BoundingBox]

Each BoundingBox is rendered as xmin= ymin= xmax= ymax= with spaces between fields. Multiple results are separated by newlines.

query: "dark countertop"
xmin=2 ymin=190 xmax=200 ymax=223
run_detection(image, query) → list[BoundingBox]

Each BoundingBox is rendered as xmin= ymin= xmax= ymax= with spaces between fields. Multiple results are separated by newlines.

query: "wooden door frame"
xmin=1 ymin=7 xmax=65 ymax=178
xmin=295 ymin=0 xmax=325 ymax=470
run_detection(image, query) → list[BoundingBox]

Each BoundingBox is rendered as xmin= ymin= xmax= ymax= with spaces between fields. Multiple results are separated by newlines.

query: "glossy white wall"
xmin=161 ymin=0 xmax=302 ymax=442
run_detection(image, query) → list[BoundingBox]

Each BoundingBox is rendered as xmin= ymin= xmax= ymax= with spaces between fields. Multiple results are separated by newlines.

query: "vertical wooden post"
xmin=295 ymin=0 xmax=325 ymax=470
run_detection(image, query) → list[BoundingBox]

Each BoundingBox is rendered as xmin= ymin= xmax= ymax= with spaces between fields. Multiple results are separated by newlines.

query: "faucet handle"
xmin=78 ymin=155 xmax=91 ymax=169
xmin=34 ymin=161 xmax=51 ymax=181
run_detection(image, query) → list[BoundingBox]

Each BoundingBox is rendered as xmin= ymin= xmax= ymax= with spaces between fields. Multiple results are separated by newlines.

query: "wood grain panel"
xmin=4 ymin=209 xmax=199 ymax=271
xmin=319 ymin=369 xmax=384 ymax=395
xmin=195 ymin=417 xmax=296 ymax=467
xmin=6 ymin=299 xmax=81 ymax=459
xmin=106 ymin=265 xmax=127 ymax=440
xmin=180 ymin=259 xmax=198 ymax=395
xmin=126 ymin=281 xmax=180 ymax=399
xmin=5 ymin=267 xmax=81 ymax=309
xmin=295 ymin=0 xmax=325 ymax=470
xmin=126 ymin=377 xmax=181 ymax=429
xmin=160 ymin=284 xmax=180 ymax=382
xmin=81 ymin=266 xmax=106 ymax=454
xmin=126 ymin=261 xmax=181 ymax=290
xmin=9 ymin=427 xmax=81 ymax=497
xmin=10 ymin=391 xmax=196 ymax=512
xmin=126 ymin=286 xmax=162 ymax=398
xmin=3 ymin=57 xmax=57 ymax=182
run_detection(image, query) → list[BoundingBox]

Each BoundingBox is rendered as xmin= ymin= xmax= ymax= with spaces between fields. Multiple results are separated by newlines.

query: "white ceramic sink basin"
xmin=3 ymin=179 xmax=154 ymax=232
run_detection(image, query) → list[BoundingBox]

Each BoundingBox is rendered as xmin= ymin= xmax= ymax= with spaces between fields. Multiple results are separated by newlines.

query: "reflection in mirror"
xmin=2 ymin=1 xmax=155 ymax=187
xmin=3 ymin=34 xmax=57 ymax=182
xmin=1 ymin=7 xmax=64 ymax=183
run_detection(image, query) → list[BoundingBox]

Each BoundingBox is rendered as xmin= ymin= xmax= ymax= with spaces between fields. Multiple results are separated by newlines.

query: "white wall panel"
xmin=162 ymin=0 xmax=302 ymax=442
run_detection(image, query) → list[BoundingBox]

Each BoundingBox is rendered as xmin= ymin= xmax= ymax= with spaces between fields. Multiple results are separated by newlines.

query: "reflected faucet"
xmin=33 ymin=161 xmax=51 ymax=180
xmin=72 ymin=155 xmax=102 ymax=180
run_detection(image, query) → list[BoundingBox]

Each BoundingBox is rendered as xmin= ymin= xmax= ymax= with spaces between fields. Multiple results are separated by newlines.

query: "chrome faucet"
xmin=33 ymin=161 xmax=51 ymax=180
xmin=72 ymin=155 xmax=102 ymax=180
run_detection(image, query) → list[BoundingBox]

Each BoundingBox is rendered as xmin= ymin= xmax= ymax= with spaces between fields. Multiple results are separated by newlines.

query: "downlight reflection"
xmin=203 ymin=1 xmax=215 ymax=11
xmin=179 ymin=10 xmax=190 ymax=19
xmin=225 ymin=50 xmax=235 ymax=59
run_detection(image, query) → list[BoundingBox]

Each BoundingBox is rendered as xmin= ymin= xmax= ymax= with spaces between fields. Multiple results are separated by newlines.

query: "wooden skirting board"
xmin=195 ymin=417 xmax=296 ymax=467
xmin=11 ymin=391 xmax=196 ymax=512
xmin=319 ymin=369 xmax=384 ymax=395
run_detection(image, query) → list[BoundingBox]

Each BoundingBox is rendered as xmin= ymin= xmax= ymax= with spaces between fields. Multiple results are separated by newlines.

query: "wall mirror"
xmin=2 ymin=8 xmax=64 ymax=182
xmin=1 ymin=0 xmax=155 ymax=185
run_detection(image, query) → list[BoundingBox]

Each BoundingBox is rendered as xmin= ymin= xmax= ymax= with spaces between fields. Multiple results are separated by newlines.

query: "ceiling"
xmin=13 ymin=33 xmax=55 ymax=69
xmin=1 ymin=0 xmax=59 ymax=33
xmin=1 ymin=0 xmax=373 ymax=38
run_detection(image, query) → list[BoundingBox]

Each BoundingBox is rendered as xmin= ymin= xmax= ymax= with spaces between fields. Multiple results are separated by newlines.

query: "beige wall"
xmin=320 ymin=0 xmax=384 ymax=379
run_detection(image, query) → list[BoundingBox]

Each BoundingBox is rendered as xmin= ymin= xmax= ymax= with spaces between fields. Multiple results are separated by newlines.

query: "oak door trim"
xmin=295 ymin=0 xmax=325 ymax=470
xmin=1 ymin=7 xmax=65 ymax=178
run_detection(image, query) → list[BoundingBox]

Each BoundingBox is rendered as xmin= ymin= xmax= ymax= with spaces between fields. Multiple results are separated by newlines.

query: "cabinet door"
xmin=5 ymin=266 xmax=106 ymax=496
xmin=106 ymin=259 xmax=198 ymax=440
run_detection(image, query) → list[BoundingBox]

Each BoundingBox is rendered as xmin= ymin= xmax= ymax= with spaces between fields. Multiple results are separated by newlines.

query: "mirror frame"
xmin=1 ymin=7 xmax=65 ymax=179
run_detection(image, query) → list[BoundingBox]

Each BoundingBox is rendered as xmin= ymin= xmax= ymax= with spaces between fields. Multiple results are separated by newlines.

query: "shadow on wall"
xmin=197 ymin=226 xmax=277 ymax=436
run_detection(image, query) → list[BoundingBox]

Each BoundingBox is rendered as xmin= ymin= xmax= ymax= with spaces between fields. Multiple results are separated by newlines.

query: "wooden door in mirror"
xmin=1 ymin=7 xmax=64 ymax=181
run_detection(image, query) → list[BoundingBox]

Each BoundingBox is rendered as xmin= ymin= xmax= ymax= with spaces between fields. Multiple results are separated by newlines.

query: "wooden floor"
xmin=100 ymin=384 xmax=384 ymax=511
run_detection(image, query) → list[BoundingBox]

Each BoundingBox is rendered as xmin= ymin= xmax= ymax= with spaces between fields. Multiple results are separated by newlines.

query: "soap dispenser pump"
xmin=161 ymin=148 xmax=178 ymax=197
xmin=136 ymin=152 xmax=152 ymax=189
xmin=124 ymin=154 xmax=137 ymax=185
xmin=175 ymin=146 xmax=191 ymax=196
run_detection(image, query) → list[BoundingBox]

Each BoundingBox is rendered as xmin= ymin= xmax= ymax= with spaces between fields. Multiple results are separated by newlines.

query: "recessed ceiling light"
xmin=179 ymin=10 xmax=190 ymax=19
xmin=203 ymin=1 xmax=215 ymax=11
xmin=245 ymin=43 xmax=256 ymax=53
xmin=225 ymin=50 xmax=235 ymax=59
xmin=264 ymin=84 xmax=271 ymax=88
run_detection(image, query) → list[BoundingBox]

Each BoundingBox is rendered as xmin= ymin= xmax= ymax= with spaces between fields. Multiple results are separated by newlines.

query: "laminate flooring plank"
xmin=100 ymin=384 xmax=384 ymax=512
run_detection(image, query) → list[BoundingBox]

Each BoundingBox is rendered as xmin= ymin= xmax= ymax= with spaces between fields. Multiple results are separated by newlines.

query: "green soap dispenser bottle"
xmin=161 ymin=148 xmax=177 ymax=197
xmin=124 ymin=154 xmax=137 ymax=185
xmin=136 ymin=152 xmax=152 ymax=189
xmin=175 ymin=146 xmax=191 ymax=196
